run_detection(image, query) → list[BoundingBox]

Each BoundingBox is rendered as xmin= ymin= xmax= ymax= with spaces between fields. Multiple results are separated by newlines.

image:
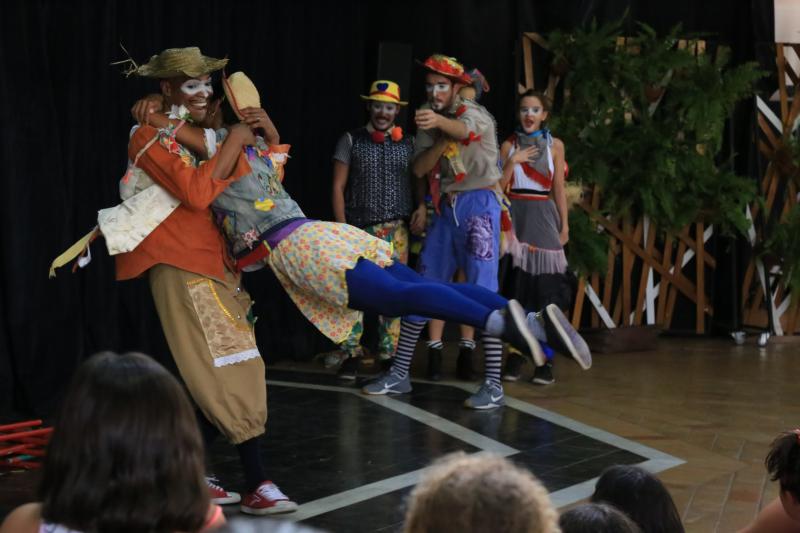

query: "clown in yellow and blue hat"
xmin=360 ymin=80 xmax=406 ymax=141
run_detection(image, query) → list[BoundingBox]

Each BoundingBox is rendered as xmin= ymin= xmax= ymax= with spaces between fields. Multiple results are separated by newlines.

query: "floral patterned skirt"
xmin=267 ymin=221 xmax=394 ymax=343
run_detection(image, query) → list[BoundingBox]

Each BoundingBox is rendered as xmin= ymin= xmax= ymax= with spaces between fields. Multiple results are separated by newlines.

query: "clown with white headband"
xmin=330 ymin=80 xmax=415 ymax=378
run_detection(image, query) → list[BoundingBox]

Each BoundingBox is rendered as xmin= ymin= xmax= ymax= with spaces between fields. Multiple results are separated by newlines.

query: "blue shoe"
xmin=537 ymin=304 xmax=592 ymax=370
xmin=362 ymin=370 xmax=412 ymax=395
xmin=463 ymin=380 xmax=505 ymax=410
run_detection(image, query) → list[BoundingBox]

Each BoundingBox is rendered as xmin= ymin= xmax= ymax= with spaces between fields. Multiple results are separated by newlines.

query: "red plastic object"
xmin=0 ymin=419 xmax=52 ymax=470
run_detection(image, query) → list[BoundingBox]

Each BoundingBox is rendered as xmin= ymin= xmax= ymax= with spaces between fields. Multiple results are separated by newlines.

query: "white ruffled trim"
xmin=507 ymin=237 xmax=567 ymax=275
xmin=213 ymin=348 xmax=261 ymax=368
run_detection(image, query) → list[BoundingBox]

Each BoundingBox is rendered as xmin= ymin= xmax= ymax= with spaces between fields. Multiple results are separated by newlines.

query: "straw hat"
xmin=417 ymin=54 xmax=472 ymax=85
xmin=360 ymin=80 xmax=408 ymax=106
xmin=134 ymin=47 xmax=228 ymax=79
xmin=222 ymin=71 xmax=261 ymax=120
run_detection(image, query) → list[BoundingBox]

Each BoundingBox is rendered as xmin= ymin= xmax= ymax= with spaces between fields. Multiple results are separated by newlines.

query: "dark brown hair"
xmin=766 ymin=431 xmax=800 ymax=501
xmin=38 ymin=352 xmax=209 ymax=533
xmin=519 ymin=89 xmax=552 ymax=113
xmin=591 ymin=465 xmax=684 ymax=533
xmin=559 ymin=502 xmax=642 ymax=533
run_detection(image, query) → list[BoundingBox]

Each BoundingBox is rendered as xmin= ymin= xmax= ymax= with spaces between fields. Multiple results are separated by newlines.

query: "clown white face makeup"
xmin=368 ymin=101 xmax=399 ymax=131
xmin=162 ymin=74 xmax=213 ymax=123
xmin=519 ymin=95 xmax=548 ymax=133
xmin=180 ymin=78 xmax=213 ymax=98
xmin=425 ymin=73 xmax=455 ymax=112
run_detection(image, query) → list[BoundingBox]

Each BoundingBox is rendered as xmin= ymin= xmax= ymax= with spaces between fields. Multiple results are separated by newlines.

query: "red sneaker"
xmin=206 ymin=476 xmax=241 ymax=505
xmin=241 ymin=480 xmax=298 ymax=515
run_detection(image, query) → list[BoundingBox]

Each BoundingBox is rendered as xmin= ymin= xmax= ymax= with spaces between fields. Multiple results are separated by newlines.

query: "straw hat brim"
xmin=359 ymin=95 xmax=408 ymax=106
xmin=223 ymin=72 xmax=262 ymax=121
xmin=136 ymin=49 xmax=228 ymax=79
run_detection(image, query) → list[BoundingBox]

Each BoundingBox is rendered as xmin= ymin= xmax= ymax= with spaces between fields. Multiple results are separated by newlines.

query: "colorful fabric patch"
xmin=466 ymin=214 xmax=495 ymax=261
xmin=185 ymin=278 xmax=258 ymax=367
xmin=254 ymin=197 xmax=275 ymax=212
xmin=242 ymin=228 xmax=259 ymax=249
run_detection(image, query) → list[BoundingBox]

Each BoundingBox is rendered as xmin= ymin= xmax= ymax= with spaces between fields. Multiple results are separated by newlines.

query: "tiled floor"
xmin=207 ymin=370 xmax=651 ymax=532
xmin=1 ymin=336 xmax=796 ymax=532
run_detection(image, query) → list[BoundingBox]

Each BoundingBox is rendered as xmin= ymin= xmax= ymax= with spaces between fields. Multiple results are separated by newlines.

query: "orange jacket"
xmin=115 ymin=125 xmax=252 ymax=281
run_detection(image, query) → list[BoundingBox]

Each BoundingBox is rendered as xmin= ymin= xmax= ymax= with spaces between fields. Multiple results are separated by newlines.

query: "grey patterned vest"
xmin=344 ymin=128 xmax=413 ymax=228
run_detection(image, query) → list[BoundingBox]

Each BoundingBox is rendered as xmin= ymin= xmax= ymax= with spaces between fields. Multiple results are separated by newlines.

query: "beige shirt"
xmin=413 ymin=96 xmax=501 ymax=193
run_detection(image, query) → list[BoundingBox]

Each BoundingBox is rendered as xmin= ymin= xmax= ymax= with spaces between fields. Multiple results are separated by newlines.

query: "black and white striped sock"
xmin=392 ymin=319 xmax=426 ymax=378
xmin=426 ymin=339 xmax=444 ymax=350
xmin=481 ymin=332 xmax=504 ymax=385
xmin=459 ymin=338 xmax=477 ymax=350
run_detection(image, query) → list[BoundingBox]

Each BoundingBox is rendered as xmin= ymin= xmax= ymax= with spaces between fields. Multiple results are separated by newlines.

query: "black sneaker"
xmin=531 ymin=362 xmax=555 ymax=385
xmin=378 ymin=356 xmax=394 ymax=373
xmin=456 ymin=346 xmax=476 ymax=380
xmin=337 ymin=356 xmax=359 ymax=380
xmin=540 ymin=304 xmax=592 ymax=370
xmin=501 ymin=300 xmax=546 ymax=366
xmin=427 ymin=346 xmax=443 ymax=381
xmin=502 ymin=352 xmax=527 ymax=382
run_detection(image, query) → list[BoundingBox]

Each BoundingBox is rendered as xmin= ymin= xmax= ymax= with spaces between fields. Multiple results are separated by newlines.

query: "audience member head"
xmin=403 ymin=452 xmax=560 ymax=533
xmin=591 ymin=465 xmax=683 ymax=533
xmin=766 ymin=430 xmax=800 ymax=521
xmin=559 ymin=502 xmax=642 ymax=533
xmin=38 ymin=351 xmax=208 ymax=533
xmin=218 ymin=518 xmax=327 ymax=533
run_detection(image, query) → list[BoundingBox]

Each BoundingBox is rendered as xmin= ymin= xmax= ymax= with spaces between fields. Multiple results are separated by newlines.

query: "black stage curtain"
xmin=0 ymin=0 xmax=771 ymax=417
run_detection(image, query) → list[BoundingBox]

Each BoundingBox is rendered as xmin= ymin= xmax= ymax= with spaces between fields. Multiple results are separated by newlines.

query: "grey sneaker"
xmin=362 ymin=370 xmax=412 ymax=395
xmin=463 ymin=380 xmax=505 ymax=410
xmin=502 ymin=300 xmax=546 ymax=366
xmin=538 ymin=304 xmax=592 ymax=370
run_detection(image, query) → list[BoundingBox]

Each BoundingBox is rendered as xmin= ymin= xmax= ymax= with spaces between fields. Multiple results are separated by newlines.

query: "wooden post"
xmin=573 ymin=277 xmax=586 ymax=328
xmin=656 ymin=234 xmax=674 ymax=325
xmin=695 ymin=221 xmax=706 ymax=333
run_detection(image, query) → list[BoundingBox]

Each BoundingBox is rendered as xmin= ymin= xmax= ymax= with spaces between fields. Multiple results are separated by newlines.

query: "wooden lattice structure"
xmin=520 ymin=33 xmax=714 ymax=333
xmin=741 ymin=43 xmax=800 ymax=335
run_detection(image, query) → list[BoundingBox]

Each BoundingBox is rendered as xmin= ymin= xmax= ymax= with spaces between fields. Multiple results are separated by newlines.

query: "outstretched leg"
xmin=345 ymin=259 xmax=498 ymax=329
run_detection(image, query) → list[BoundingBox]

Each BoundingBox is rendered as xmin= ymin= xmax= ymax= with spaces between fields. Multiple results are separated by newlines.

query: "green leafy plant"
xmin=763 ymin=204 xmax=800 ymax=294
xmin=544 ymin=18 xmax=764 ymax=273
xmin=566 ymin=209 xmax=609 ymax=277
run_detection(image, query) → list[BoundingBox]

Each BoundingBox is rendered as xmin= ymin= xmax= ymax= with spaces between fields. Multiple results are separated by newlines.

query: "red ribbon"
xmin=461 ymin=131 xmax=481 ymax=146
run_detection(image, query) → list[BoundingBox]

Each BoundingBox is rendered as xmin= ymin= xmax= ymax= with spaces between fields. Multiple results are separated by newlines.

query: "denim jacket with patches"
xmin=211 ymin=129 xmax=305 ymax=258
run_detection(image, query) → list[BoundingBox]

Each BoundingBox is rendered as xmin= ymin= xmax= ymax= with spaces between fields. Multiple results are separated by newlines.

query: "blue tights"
xmin=344 ymin=259 xmax=508 ymax=327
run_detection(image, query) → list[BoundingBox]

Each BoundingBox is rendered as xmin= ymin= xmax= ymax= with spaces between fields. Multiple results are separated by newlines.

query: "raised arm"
xmin=128 ymin=123 xmax=254 ymax=210
xmin=239 ymin=107 xmax=280 ymax=145
xmin=411 ymin=136 xmax=448 ymax=178
xmin=499 ymin=140 xmax=539 ymax=191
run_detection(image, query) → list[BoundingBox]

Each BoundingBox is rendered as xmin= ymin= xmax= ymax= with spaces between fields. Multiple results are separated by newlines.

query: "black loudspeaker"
xmin=376 ymin=41 xmax=413 ymax=128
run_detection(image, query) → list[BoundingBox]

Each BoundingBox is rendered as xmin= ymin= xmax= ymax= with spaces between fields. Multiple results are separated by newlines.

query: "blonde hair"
xmin=404 ymin=452 xmax=561 ymax=533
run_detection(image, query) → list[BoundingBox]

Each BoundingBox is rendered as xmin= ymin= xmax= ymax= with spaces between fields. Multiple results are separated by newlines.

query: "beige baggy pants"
xmin=149 ymin=263 xmax=267 ymax=444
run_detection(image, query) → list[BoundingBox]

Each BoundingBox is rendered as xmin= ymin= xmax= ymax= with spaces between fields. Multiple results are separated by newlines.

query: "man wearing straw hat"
xmin=116 ymin=47 xmax=297 ymax=515
xmin=331 ymin=80 xmax=414 ymax=379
